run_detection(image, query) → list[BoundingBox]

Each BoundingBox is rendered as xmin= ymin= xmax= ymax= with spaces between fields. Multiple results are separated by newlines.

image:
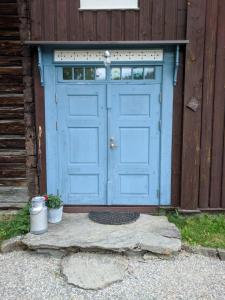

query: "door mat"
xmin=88 ymin=211 xmax=140 ymax=225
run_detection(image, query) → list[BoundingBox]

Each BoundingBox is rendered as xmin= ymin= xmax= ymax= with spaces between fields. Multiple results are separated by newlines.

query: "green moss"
xmin=0 ymin=204 xmax=30 ymax=244
xmin=168 ymin=212 xmax=225 ymax=249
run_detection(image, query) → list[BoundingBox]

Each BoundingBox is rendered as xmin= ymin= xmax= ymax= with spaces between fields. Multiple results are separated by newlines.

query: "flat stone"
xmin=22 ymin=213 xmax=181 ymax=256
xmin=62 ymin=252 xmax=128 ymax=290
xmin=218 ymin=249 xmax=225 ymax=261
xmin=143 ymin=253 xmax=160 ymax=260
xmin=197 ymin=246 xmax=218 ymax=258
xmin=1 ymin=236 xmax=26 ymax=253
xmin=182 ymin=244 xmax=218 ymax=258
xmin=35 ymin=248 xmax=68 ymax=258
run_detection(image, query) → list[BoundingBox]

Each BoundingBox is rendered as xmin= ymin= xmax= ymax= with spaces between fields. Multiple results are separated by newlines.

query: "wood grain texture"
xmin=210 ymin=0 xmax=225 ymax=208
xmin=199 ymin=0 xmax=218 ymax=208
xmin=171 ymin=51 xmax=185 ymax=207
xmin=164 ymin=0 xmax=177 ymax=40
xmin=43 ymin=0 xmax=55 ymax=40
xmin=152 ymin=0 xmax=165 ymax=40
xmin=29 ymin=0 xmax=187 ymax=41
xmin=33 ymin=54 xmax=47 ymax=195
xmin=7 ymin=0 xmax=225 ymax=210
xmin=181 ymin=0 xmax=206 ymax=210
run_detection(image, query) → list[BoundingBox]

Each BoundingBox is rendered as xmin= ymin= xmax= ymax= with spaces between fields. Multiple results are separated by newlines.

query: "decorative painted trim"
xmin=54 ymin=49 xmax=164 ymax=63
xmin=38 ymin=46 xmax=44 ymax=86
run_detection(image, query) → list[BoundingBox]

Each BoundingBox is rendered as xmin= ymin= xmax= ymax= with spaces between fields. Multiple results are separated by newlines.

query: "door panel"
xmin=56 ymin=85 xmax=107 ymax=205
xmin=108 ymin=84 xmax=161 ymax=205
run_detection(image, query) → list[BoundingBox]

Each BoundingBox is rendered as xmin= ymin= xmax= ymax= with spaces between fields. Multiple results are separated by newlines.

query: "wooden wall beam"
xmin=199 ymin=0 xmax=218 ymax=208
xmin=180 ymin=0 xmax=206 ymax=210
xmin=211 ymin=0 xmax=225 ymax=208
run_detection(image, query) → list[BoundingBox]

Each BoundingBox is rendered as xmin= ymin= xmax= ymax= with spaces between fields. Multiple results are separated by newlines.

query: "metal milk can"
xmin=29 ymin=196 xmax=48 ymax=234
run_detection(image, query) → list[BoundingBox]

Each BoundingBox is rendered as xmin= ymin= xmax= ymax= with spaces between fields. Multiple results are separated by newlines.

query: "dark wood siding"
xmin=0 ymin=0 xmax=27 ymax=207
xmin=0 ymin=0 xmax=38 ymax=208
xmin=5 ymin=0 xmax=225 ymax=210
xmin=180 ymin=0 xmax=225 ymax=210
xmin=30 ymin=0 xmax=187 ymax=41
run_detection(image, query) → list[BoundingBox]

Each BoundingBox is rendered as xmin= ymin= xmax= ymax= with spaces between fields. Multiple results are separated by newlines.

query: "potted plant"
xmin=44 ymin=194 xmax=63 ymax=224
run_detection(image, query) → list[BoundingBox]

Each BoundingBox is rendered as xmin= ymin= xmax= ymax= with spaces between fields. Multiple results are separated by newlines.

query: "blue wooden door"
xmin=56 ymin=84 xmax=108 ymax=205
xmin=107 ymin=84 xmax=161 ymax=205
xmin=56 ymin=78 xmax=161 ymax=205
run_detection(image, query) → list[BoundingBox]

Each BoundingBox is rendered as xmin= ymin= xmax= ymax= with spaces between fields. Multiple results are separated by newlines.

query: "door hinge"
xmin=158 ymin=120 xmax=161 ymax=131
xmin=55 ymin=94 xmax=58 ymax=104
xmin=56 ymin=121 xmax=58 ymax=131
xmin=159 ymin=92 xmax=162 ymax=104
xmin=157 ymin=189 xmax=160 ymax=199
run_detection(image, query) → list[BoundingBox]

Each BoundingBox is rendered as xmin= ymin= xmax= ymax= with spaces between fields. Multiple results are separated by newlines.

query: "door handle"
xmin=109 ymin=137 xmax=118 ymax=149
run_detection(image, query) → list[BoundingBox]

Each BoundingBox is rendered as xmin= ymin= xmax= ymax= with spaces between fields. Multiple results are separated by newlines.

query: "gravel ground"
xmin=0 ymin=251 xmax=225 ymax=300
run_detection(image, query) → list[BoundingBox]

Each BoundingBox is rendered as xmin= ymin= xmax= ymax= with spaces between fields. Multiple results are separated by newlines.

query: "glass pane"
xmin=95 ymin=68 xmax=106 ymax=80
xmin=63 ymin=67 xmax=72 ymax=80
xmin=121 ymin=68 xmax=132 ymax=80
xmin=85 ymin=67 xmax=95 ymax=80
xmin=133 ymin=68 xmax=144 ymax=80
xmin=111 ymin=68 xmax=121 ymax=80
xmin=74 ymin=67 xmax=84 ymax=80
xmin=144 ymin=67 xmax=155 ymax=79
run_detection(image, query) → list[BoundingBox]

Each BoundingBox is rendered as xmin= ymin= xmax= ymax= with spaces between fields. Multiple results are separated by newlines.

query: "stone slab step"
xmin=62 ymin=252 xmax=128 ymax=290
xmin=22 ymin=213 xmax=181 ymax=256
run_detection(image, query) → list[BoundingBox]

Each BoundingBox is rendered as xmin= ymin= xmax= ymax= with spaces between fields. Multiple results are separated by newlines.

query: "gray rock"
xmin=182 ymin=244 xmax=218 ymax=258
xmin=197 ymin=246 xmax=218 ymax=258
xmin=35 ymin=248 xmax=68 ymax=258
xmin=62 ymin=252 xmax=128 ymax=290
xmin=22 ymin=213 xmax=181 ymax=256
xmin=1 ymin=236 xmax=26 ymax=253
xmin=218 ymin=249 xmax=225 ymax=261
xmin=143 ymin=253 xmax=159 ymax=260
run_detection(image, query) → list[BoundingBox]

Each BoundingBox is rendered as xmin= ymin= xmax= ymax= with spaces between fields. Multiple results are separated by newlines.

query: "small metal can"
xmin=29 ymin=196 xmax=48 ymax=234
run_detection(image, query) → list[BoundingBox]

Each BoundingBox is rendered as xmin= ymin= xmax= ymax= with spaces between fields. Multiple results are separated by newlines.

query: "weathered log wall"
xmin=0 ymin=0 xmax=38 ymax=208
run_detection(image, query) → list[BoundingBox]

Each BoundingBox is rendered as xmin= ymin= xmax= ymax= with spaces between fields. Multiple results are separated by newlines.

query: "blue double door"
xmin=56 ymin=82 xmax=161 ymax=205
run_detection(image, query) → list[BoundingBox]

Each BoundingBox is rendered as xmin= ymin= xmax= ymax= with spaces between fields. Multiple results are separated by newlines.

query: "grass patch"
xmin=0 ymin=205 xmax=30 ymax=244
xmin=168 ymin=212 xmax=225 ymax=249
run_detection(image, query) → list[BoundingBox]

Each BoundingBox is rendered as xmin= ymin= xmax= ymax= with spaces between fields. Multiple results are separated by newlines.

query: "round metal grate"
xmin=88 ymin=211 xmax=140 ymax=225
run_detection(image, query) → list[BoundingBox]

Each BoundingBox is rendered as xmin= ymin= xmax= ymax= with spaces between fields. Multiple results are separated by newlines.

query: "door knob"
xmin=109 ymin=137 xmax=118 ymax=149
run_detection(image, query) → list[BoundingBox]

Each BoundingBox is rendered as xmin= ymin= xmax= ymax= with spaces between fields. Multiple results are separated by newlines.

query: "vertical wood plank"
xmin=164 ymin=0 xmax=177 ymax=40
xmin=124 ymin=11 xmax=139 ymax=40
xmin=181 ymin=0 xmax=206 ymax=210
xmin=171 ymin=52 xmax=185 ymax=207
xmin=96 ymin=12 xmax=110 ymax=41
xmin=68 ymin=0 xmax=82 ymax=40
xmin=33 ymin=54 xmax=46 ymax=194
xmin=56 ymin=0 xmax=68 ymax=40
xmin=30 ymin=0 xmax=42 ymax=40
xmin=111 ymin=11 xmax=122 ymax=40
xmin=199 ymin=0 xmax=218 ymax=208
xmin=152 ymin=0 xmax=165 ymax=40
xmin=139 ymin=0 xmax=152 ymax=40
xmin=177 ymin=0 xmax=187 ymax=39
xmin=210 ymin=0 xmax=225 ymax=208
xmin=43 ymin=0 xmax=55 ymax=40
xmin=82 ymin=11 xmax=97 ymax=41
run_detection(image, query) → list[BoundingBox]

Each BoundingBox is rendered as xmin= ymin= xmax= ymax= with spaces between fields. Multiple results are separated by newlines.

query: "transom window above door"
xmin=62 ymin=66 xmax=156 ymax=81
xmin=63 ymin=67 xmax=106 ymax=80
xmin=111 ymin=67 xmax=155 ymax=80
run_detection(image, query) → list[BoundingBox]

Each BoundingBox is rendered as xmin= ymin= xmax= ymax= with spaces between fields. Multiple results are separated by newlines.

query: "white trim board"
xmin=80 ymin=0 xmax=138 ymax=10
xmin=54 ymin=49 xmax=163 ymax=62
